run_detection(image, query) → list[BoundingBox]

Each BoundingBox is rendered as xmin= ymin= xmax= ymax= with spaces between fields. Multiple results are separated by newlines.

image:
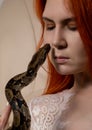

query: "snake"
xmin=5 ymin=44 xmax=51 ymax=130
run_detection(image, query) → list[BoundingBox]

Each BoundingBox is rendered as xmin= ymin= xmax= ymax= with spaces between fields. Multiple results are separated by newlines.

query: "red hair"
xmin=69 ymin=0 xmax=92 ymax=74
xmin=34 ymin=0 xmax=92 ymax=94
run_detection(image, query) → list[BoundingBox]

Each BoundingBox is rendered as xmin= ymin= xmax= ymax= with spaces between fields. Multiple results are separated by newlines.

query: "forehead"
xmin=43 ymin=0 xmax=73 ymax=20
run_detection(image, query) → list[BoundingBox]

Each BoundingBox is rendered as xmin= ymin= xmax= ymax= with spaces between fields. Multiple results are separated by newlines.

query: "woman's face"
xmin=42 ymin=0 xmax=88 ymax=75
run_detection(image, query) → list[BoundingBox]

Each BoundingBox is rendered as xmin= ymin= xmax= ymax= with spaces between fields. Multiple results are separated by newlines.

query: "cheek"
xmin=68 ymin=32 xmax=87 ymax=60
xmin=72 ymin=41 xmax=87 ymax=62
xmin=69 ymin=40 xmax=88 ymax=70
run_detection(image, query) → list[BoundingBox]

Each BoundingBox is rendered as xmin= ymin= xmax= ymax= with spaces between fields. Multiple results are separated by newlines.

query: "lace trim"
xmin=29 ymin=90 xmax=74 ymax=130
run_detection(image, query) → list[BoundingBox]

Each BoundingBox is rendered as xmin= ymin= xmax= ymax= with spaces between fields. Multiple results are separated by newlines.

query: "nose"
xmin=53 ymin=39 xmax=67 ymax=49
xmin=52 ymin=27 xmax=67 ymax=49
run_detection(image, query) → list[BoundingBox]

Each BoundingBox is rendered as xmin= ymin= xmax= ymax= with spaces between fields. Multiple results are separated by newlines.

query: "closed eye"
xmin=62 ymin=18 xmax=77 ymax=31
xmin=43 ymin=17 xmax=55 ymax=31
xmin=45 ymin=23 xmax=55 ymax=31
xmin=67 ymin=21 xmax=77 ymax=31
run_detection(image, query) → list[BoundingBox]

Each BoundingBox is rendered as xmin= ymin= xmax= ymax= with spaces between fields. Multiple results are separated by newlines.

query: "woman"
xmin=0 ymin=0 xmax=92 ymax=129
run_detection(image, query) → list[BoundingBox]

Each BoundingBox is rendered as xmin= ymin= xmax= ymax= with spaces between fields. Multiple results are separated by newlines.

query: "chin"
xmin=55 ymin=67 xmax=77 ymax=76
xmin=53 ymin=63 xmax=84 ymax=75
xmin=57 ymin=70 xmax=72 ymax=75
xmin=55 ymin=68 xmax=70 ymax=75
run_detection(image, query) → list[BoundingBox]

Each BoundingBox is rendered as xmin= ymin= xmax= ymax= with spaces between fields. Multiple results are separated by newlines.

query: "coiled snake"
xmin=5 ymin=44 xmax=51 ymax=130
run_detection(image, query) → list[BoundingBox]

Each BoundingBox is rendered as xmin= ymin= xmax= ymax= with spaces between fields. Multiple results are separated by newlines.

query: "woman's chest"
xmin=30 ymin=90 xmax=74 ymax=130
xmin=55 ymin=105 xmax=92 ymax=130
xmin=59 ymin=93 xmax=92 ymax=130
xmin=63 ymin=116 xmax=92 ymax=130
xmin=30 ymin=90 xmax=92 ymax=130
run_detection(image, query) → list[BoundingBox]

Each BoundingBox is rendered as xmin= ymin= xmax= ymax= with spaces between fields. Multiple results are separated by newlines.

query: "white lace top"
xmin=29 ymin=89 xmax=74 ymax=130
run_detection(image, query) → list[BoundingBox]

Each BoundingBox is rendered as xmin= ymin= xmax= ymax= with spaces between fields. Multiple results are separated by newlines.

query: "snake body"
xmin=5 ymin=44 xmax=50 ymax=130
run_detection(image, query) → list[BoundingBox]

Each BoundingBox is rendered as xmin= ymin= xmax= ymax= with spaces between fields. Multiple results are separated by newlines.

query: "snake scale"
xmin=5 ymin=44 xmax=51 ymax=130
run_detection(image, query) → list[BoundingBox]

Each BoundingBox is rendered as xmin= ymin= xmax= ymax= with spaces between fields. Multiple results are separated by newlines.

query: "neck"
xmin=70 ymin=72 xmax=92 ymax=113
xmin=72 ymin=72 xmax=92 ymax=92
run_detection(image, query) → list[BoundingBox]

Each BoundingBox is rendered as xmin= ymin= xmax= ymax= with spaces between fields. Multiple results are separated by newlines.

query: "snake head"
xmin=35 ymin=43 xmax=51 ymax=64
xmin=27 ymin=44 xmax=51 ymax=73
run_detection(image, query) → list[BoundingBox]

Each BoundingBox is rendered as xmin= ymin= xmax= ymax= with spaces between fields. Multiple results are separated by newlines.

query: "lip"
xmin=54 ymin=56 xmax=69 ymax=64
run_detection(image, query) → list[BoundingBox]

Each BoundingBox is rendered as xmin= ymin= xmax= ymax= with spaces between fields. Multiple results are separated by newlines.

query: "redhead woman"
xmin=0 ymin=0 xmax=92 ymax=129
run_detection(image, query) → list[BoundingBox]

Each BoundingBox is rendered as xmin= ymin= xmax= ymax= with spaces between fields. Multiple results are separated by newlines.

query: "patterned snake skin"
xmin=5 ymin=44 xmax=51 ymax=130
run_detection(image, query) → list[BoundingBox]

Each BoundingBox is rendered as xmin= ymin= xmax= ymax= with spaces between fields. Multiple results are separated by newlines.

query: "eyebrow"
xmin=42 ymin=16 xmax=76 ymax=25
xmin=42 ymin=17 xmax=54 ymax=22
